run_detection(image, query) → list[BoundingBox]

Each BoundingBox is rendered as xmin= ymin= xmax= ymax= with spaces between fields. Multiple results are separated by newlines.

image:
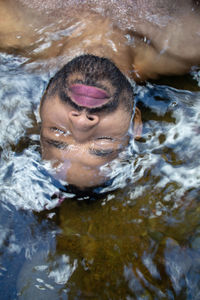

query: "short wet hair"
xmin=41 ymin=54 xmax=134 ymax=114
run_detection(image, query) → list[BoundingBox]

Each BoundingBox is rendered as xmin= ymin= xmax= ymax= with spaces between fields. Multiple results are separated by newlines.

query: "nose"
xmin=68 ymin=110 xmax=99 ymax=132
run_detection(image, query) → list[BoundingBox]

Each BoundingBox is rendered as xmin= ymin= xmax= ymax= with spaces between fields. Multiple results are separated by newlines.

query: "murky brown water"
xmin=0 ymin=9 xmax=200 ymax=299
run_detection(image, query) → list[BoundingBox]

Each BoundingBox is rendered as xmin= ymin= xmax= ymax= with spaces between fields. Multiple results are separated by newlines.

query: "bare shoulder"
xmin=0 ymin=0 xmax=46 ymax=50
xmin=1 ymin=0 xmax=200 ymax=80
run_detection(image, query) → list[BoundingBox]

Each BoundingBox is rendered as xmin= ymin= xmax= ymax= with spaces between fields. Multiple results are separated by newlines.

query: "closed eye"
xmin=50 ymin=127 xmax=65 ymax=134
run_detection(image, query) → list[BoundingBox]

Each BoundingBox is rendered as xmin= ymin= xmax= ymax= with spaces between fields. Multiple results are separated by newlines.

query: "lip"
xmin=68 ymin=84 xmax=111 ymax=107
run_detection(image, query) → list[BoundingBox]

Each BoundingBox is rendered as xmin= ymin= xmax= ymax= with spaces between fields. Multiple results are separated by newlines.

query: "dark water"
xmin=0 ymin=50 xmax=200 ymax=299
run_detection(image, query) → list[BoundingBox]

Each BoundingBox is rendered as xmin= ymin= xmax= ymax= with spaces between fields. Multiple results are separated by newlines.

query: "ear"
xmin=133 ymin=106 xmax=143 ymax=140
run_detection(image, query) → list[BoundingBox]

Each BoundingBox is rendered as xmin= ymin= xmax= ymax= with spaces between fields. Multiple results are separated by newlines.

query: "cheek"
xmin=41 ymin=142 xmax=72 ymax=162
xmin=100 ymin=114 xmax=131 ymax=138
xmin=41 ymin=143 xmax=61 ymax=161
xmin=52 ymin=160 xmax=71 ymax=182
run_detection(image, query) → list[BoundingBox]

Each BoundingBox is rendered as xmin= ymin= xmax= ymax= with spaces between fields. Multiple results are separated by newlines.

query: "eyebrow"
xmin=43 ymin=137 xmax=68 ymax=150
xmin=89 ymin=148 xmax=119 ymax=157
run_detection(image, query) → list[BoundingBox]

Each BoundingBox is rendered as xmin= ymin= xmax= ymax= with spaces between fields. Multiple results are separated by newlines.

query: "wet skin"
xmin=40 ymin=95 xmax=142 ymax=188
xmin=1 ymin=1 xmax=200 ymax=80
xmin=2 ymin=0 xmax=199 ymax=188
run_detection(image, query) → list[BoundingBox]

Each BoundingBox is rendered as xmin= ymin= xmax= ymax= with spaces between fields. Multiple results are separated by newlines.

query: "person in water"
xmin=1 ymin=0 xmax=200 ymax=188
xmin=40 ymin=54 xmax=142 ymax=188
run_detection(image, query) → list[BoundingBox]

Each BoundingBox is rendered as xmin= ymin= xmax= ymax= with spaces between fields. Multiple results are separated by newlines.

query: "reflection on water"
xmin=0 ymin=51 xmax=200 ymax=299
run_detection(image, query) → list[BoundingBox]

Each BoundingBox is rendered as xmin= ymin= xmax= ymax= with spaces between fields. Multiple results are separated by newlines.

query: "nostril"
xmin=87 ymin=115 xmax=94 ymax=121
xmin=69 ymin=110 xmax=99 ymax=126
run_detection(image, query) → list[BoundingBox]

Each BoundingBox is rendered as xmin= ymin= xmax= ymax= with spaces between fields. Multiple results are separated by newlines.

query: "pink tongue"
xmin=69 ymin=84 xmax=110 ymax=107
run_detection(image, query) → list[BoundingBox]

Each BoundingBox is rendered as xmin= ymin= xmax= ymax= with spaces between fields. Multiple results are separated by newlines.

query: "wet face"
xmin=40 ymin=94 xmax=142 ymax=189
